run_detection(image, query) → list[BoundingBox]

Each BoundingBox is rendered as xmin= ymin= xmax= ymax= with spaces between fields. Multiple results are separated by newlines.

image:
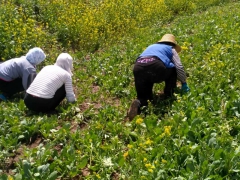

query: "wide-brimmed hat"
xmin=158 ymin=34 xmax=181 ymax=53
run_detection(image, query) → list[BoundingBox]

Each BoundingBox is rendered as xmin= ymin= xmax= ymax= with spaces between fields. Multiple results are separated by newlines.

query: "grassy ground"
xmin=1 ymin=1 xmax=240 ymax=180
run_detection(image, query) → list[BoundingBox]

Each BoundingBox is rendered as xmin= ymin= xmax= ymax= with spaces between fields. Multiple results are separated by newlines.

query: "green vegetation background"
xmin=0 ymin=0 xmax=240 ymax=179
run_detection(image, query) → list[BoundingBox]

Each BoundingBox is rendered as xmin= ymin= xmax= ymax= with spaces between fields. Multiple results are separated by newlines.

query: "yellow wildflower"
xmin=127 ymin=144 xmax=133 ymax=149
xmin=180 ymin=111 xmax=185 ymax=116
xmin=160 ymin=132 xmax=165 ymax=138
xmin=76 ymin=150 xmax=81 ymax=154
xmin=96 ymin=174 xmax=101 ymax=179
xmin=164 ymin=126 xmax=172 ymax=136
xmin=143 ymin=158 xmax=147 ymax=162
xmin=162 ymin=159 xmax=167 ymax=163
xmin=148 ymin=169 xmax=153 ymax=173
xmin=145 ymin=138 xmax=153 ymax=145
xmin=136 ymin=118 xmax=143 ymax=125
xmin=145 ymin=163 xmax=152 ymax=168
xmin=197 ymin=106 xmax=205 ymax=111
xmin=181 ymin=46 xmax=188 ymax=50
xmin=123 ymin=151 xmax=129 ymax=159
xmin=8 ymin=176 xmax=13 ymax=180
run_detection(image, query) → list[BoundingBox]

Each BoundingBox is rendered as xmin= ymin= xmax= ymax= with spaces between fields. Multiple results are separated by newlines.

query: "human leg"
xmin=164 ymin=68 xmax=177 ymax=97
xmin=0 ymin=78 xmax=24 ymax=97
xmin=24 ymin=93 xmax=52 ymax=112
xmin=128 ymin=60 xmax=164 ymax=120
xmin=48 ymin=85 xmax=66 ymax=111
xmin=136 ymin=59 xmax=167 ymax=105
xmin=133 ymin=63 xmax=155 ymax=107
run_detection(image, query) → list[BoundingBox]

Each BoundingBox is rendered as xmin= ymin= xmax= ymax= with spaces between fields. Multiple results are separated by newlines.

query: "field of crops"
xmin=0 ymin=0 xmax=240 ymax=179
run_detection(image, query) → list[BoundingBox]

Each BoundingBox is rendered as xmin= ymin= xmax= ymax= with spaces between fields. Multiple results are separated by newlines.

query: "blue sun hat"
xmin=26 ymin=47 xmax=46 ymax=66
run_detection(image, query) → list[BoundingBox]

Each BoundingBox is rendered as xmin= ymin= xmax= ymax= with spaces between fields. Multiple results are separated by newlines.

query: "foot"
xmin=128 ymin=99 xmax=140 ymax=120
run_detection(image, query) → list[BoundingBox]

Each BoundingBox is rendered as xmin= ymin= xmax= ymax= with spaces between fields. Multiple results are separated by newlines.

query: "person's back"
xmin=27 ymin=65 xmax=72 ymax=99
xmin=0 ymin=47 xmax=46 ymax=100
xmin=24 ymin=53 xmax=76 ymax=112
xmin=0 ymin=57 xmax=35 ymax=83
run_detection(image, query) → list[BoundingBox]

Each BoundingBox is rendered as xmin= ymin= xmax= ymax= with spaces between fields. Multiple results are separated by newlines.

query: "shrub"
xmin=0 ymin=1 xmax=58 ymax=61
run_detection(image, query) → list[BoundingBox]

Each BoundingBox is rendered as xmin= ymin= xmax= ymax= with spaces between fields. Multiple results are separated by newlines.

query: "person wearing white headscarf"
xmin=24 ymin=53 xmax=76 ymax=112
xmin=0 ymin=47 xmax=46 ymax=100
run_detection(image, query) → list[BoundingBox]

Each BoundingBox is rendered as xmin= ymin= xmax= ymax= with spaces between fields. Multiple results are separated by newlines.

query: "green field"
xmin=0 ymin=0 xmax=240 ymax=179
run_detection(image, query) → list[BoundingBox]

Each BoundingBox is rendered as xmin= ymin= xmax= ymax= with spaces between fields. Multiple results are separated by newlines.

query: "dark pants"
xmin=24 ymin=85 xmax=66 ymax=112
xmin=133 ymin=57 xmax=177 ymax=107
xmin=0 ymin=73 xmax=36 ymax=97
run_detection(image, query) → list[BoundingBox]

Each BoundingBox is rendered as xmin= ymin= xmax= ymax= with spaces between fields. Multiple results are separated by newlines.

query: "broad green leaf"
xmin=47 ymin=171 xmax=58 ymax=180
xmin=78 ymin=156 xmax=88 ymax=169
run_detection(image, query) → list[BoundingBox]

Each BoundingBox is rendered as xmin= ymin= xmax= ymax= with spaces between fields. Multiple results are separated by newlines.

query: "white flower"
xmin=102 ymin=157 xmax=114 ymax=167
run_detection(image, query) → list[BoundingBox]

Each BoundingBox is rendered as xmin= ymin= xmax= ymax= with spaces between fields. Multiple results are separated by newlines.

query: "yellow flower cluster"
xmin=127 ymin=144 xmax=133 ymax=149
xmin=136 ymin=117 xmax=143 ymax=125
xmin=96 ymin=174 xmax=101 ymax=179
xmin=145 ymin=163 xmax=155 ymax=173
xmin=94 ymin=172 xmax=101 ymax=179
xmin=197 ymin=106 xmax=205 ymax=111
xmin=164 ymin=126 xmax=172 ymax=136
xmin=8 ymin=176 xmax=13 ymax=180
xmin=161 ymin=159 xmax=167 ymax=164
xmin=160 ymin=126 xmax=172 ymax=137
xmin=123 ymin=151 xmax=129 ymax=159
xmin=145 ymin=138 xmax=153 ymax=145
xmin=1 ymin=0 xmax=222 ymax=60
xmin=0 ymin=2 xmax=57 ymax=61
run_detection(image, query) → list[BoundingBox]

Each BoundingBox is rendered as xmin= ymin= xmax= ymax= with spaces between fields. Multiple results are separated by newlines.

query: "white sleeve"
xmin=64 ymin=75 xmax=76 ymax=102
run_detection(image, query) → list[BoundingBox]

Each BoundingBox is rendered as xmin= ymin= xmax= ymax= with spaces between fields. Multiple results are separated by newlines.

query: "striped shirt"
xmin=26 ymin=65 xmax=76 ymax=102
xmin=171 ymin=49 xmax=187 ymax=83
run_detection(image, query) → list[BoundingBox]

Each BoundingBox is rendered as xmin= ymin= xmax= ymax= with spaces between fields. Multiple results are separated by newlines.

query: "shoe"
xmin=128 ymin=99 xmax=140 ymax=120
xmin=0 ymin=94 xmax=7 ymax=101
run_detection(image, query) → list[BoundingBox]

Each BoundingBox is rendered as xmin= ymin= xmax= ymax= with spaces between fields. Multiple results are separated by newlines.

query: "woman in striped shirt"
xmin=128 ymin=34 xmax=190 ymax=120
xmin=24 ymin=53 xmax=76 ymax=112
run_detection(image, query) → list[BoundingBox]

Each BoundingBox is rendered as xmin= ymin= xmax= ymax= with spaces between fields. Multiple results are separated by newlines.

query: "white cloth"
xmin=54 ymin=53 xmax=73 ymax=75
xmin=26 ymin=47 xmax=46 ymax=65
xmin=27 ymin=65 xmax=76 ymax=102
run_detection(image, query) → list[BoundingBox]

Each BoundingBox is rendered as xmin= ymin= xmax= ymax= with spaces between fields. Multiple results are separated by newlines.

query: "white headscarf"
xmin=55 ymin=53 xmax=73 ymax=75
xmin=26 ymin=47 xmax=46 ymax=65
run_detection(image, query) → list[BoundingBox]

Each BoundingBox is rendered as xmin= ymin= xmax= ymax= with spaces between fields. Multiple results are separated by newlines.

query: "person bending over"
xmin=128 ymin=34 xmax=190 ymax=120
xmin=24 ymin=53 xmax=76 ymax=112
xmin=0 ymin=47 xmax=46 ymax=101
